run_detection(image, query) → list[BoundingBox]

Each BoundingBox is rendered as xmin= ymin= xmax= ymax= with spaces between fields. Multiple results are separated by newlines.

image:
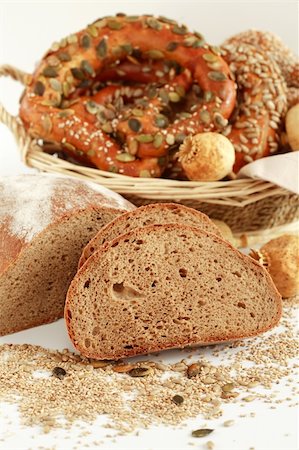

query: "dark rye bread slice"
xmin=0 ymin=174 xmax=133 ymax=336
xmin=78 ymin=203 xmax=221 ymax=268
xmin=65 ymin=224 xmax=282 ymax=360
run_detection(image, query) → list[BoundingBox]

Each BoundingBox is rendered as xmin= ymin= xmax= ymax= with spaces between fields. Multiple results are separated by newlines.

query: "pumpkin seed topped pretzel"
xmin=19 ymin=14 xmax=236 ymax=177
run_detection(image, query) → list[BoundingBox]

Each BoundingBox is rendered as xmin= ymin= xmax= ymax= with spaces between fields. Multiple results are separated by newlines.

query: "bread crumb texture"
xmin=0 ymin=298 xmax=297 ymax=439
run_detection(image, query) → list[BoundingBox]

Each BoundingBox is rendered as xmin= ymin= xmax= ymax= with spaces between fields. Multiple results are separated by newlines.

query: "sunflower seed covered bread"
xmin=66 ymin=224 xmax=282 ymax=360
xmin=78 ymin=203 xmax=221 ymax=268
xmin=0 ymin=174 xmax=133 ymax=336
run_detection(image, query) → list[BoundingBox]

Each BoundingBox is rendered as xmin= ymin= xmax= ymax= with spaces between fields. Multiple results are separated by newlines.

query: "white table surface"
xmin=0 ymin=1 xmax=298 ymax=449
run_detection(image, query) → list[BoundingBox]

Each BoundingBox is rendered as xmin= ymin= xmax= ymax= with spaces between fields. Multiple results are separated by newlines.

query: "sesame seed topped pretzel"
xmin=19 ymin=14 xmax=236 ymax=177
xmin=221 ymin=41 xmax=287 ymax=172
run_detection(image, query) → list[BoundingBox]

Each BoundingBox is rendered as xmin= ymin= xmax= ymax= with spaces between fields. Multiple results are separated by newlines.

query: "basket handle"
xmin=0 ymin=64 xmax=34 ymax=162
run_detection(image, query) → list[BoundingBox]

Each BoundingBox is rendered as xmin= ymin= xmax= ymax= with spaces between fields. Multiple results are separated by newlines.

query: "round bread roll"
xmin=260 ymin=234 xmax=299 ymax=298
xmin=178 ymin=133 xmax=235 ymax=181
xmin=286 ymin=104 xmax=299 ymax=151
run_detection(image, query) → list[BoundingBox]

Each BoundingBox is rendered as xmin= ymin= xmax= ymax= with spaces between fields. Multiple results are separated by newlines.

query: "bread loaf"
xmin=66 ymin=224 xmax=282 ymax=360
xmin=78 ymin=203 xmax=221 ymax=268
xmin=0 ymin=174 xmax=133 ymax=336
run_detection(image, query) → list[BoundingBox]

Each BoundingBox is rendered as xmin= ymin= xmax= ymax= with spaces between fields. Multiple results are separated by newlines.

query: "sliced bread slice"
xmin=66 ymin=224 xmax=282 ymax=360
xmin=78 ymin=203 xmax=221 ymax=268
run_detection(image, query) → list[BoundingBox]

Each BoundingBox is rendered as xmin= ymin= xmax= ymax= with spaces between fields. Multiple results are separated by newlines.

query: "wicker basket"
xmin=1 ymin=64 xmax=298 ymax=234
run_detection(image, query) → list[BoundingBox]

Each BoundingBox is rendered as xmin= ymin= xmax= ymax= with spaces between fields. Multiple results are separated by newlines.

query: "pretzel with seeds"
xmin=19 ymin=14 xmax=236 ymax=177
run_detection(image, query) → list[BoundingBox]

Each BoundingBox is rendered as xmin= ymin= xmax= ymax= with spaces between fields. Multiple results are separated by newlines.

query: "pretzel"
xmin=19 ymin=14 xmax=236 ymax=177
xmin=221 ymin=41 xmax=287 ymax=172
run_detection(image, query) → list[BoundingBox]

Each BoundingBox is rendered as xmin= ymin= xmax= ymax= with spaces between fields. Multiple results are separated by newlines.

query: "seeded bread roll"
xmin=0 ymin=174 xmax=133 ymax=336
xmin=66 ymin=224 xmax=282 ymax=360
xmin=78 ymin=203 xmax=221 ymax=268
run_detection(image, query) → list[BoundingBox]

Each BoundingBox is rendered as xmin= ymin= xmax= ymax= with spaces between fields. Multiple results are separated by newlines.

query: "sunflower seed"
xmin=113 ymin=364 xmax=135 ymax=373
xmin=172 ymin=395 xmax=184 ymax=405
xmin=129 ymin=367 xmax=153 ymax=377
xmin=128 ymin=118 xmax=141 ymax=132
xmin=208 ymin=71 xmax=227 ymax=81
xmin=192 ymin=429 xmax=214 ymax=438
xmin=187 ymin=363 xmax=201 ymax=378
xmin=34 ymin=81 xmax=45 ymax=96
xmin=166 ymin=42 xmax=178 ymax=51
xmin=222 ymin=383 xmax=235 ymax=392
xmin=96 ymin=39 xmax=107 ymax=58
xmin=42 ymin=67 xmax=58 ymax=78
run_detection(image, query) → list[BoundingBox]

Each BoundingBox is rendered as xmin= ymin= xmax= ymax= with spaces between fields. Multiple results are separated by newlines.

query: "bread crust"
xmin=66 ymin=223 xmax=282 ymax=360
xmin=78 ymin=203 xmax=221 ymax=269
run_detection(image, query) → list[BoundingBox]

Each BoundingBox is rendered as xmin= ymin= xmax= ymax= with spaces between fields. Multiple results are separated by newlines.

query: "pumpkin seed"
xmin=214 ymin=112 xmax=228 ymax=128
xmin=50 ymin=42 xmax=60 ymax=51
xmin=81 ymin=35 xmax=91 ymax=49
xmin=131 ymin=108 xmax=143 ymax=117
xmin=87 ymin=149 xmax=95 ymax=157
xmin=166 ymin=134 xmax=175 ymax=145
xmin=203 ymin=53 xmax=218 ymax=62
xmin=58 ymin=109 xmax=74 ymax=118
xmin=49 ymin=78 xmax=62 ymax=92
xmin=96 ymin=39 xmax=108 ymax=58
xmin=139 ymin=170 xmax=151 ymax=178
xmin=62 ymin=81 xmax=70 ymax=97
xmin=93 ymin=18 xmax=107 ymax=28
xmin=113 ymin=364 xmax=135 ymax=373
xmin=211 ymin=45 xmax=222 ymax=55
xmin=222 ymin=383 xmax=235 ymax=392
xmin=116 ymin=152 xmax=136 ymax=162
xmin=155 ymin=114 xmax=169 ymax=128
xmin=63 ymin=142 xmax=76 ymax=151
xmin=136 ymin=134 xmax=154 ymax=143
xmin=86 ymin=101 xmax=99 ymax=115
xmin=47 ymin=55 xmax=60 ymax=67
xmin=175 ymin=85 xmax=185 ymax=97
xmin=148 ymin=86 xmax=158 ymax=99
xmin=121 ymin=43 xmax=133 ymax=54
xmin=67 ymin=34 xmax=78 ymax=44
xmin=58 ymin=51 xmax=71 ymax=62
xmin=158 ymin=16 xmax=177 ymax=25
xmin=145 ymin=49 xmax=164 ymax=60
xmin=52 ymin=367 xmax=66 ymax=380
xmin=187 ymin=363 xmax=202 ymax=378
xmin=146 ymin=17 xmax=162 ymax=30
xmin=158 ymin=156 xmax=166 ymax=166
xmin=172 ymin=394 xmax=184 ymax=405
xmin=128 ymin=139 xmax=139 ymax=155
xmin=172 ymin=24 xmax=188 ymax=35
xmin=192 ymin=429 xmax=214 ymax=438
xmin=42 ymin=115 xmax=52 ymax=133
xmin=200 ymin=110 xmax=211 ymax=124
xmin=81 ymin=60 xmax=95 ymax=76
xmin=126 ymin=15 xmax=139 ymax=21
xmin=34 ymin=81 xmax=45 ymax=96
xmin=194 ymin=31 xmax=205 ymax=40
xmin=128 ymin=118 xmax=141 ymax=132
xmin=102 ymin=122 xmax=113 ymax=133
xmin=41 ymin=99 xmax=58 ymax=107
xmin=42 ymin=67 xmax=58 ymax=78
xmin=129 ymin=366 xmax=153 ymax=377
xmin=208 ymin=71 xmax=227 ymax=81
xmin=207 ymin=61 xmax=223 ymax=70
xmin=203 ymin=91 xmax=214 ymax=102
xmin=159 ymin=89 xmax=169 ymax=104
xmin=107 ymin=20 xmax=123 ymax=30
xmin=89 ymin=360 xmax=110 ymax=368
xmin=166 ymin=41 xmax=178 ymax=51
xmin=71 ymin=68 xmax=85 ymax=80
xmin=153 ymin=133 xmax=164 ymax=148
xmin=108 ymin=165 xmax=118 ymax=173
xmin=175 ymin=133 xmax=186 ymax=144
xmin=169 ymin=92 xmax=181 ymax=103
xmin=193 ymin=39 xmax=205 ymax=48
xmin=183 ymin=36 xmax=198 ymax=47
xmin=87 ymin=25 xmax=98 ymax=37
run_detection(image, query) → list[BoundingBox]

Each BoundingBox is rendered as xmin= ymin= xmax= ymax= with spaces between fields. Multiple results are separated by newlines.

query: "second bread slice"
xmin=78 ymin=203 xmax=221 ymax=268
xmin=66 ymin=224 xmax=282 ymax=360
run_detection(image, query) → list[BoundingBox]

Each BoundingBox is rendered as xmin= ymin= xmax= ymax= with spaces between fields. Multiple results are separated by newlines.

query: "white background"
xmin=0 ymin=1 xmax=298 ymax=449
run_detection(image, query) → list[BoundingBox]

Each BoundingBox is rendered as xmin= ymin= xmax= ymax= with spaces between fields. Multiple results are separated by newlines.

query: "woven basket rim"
xmin=0 ymin=63 xmax=294 ymax=207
